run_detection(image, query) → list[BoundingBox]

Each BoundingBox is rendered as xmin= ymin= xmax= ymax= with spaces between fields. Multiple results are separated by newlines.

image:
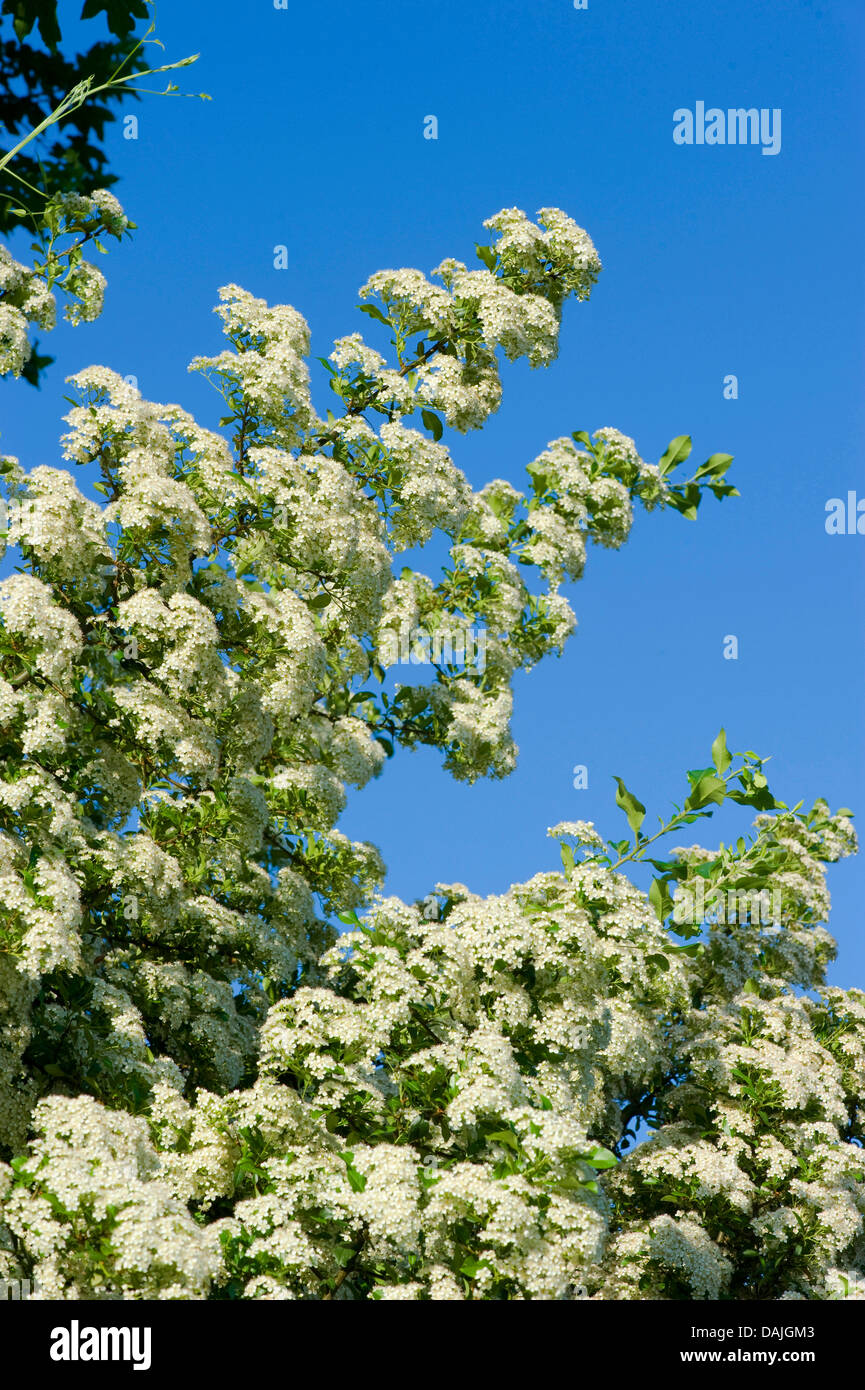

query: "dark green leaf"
xmin=647 ymin=953 xmax=670 ymax=972
xmin=358 ymin=303 xmax=390 ymax=326
xmin=420 ymin=408 xmax=444 ymax=442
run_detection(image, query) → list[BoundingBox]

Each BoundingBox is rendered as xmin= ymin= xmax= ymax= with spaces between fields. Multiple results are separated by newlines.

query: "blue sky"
xmin=4 ymin=0 xmax=864 ymax=982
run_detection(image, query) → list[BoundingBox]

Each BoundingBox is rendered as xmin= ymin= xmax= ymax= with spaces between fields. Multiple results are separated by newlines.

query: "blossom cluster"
xmin=0 ymin=189 xmax=132 ymax=376
xmin=0 ymin=207 xmax=858 ymax=1301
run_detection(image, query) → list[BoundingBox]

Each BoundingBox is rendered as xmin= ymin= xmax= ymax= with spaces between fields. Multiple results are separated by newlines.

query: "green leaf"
xmin=686 ymin=767 xmax=716 ymax=786
xmin=21 ymin=340 xmax=55 ymax=388
xmin=693 ymin=861 xmax=718 ymax=878
xmin=26 ymin=0 xmax=62 ymax=46
xmin=308 ymin=592 xmax=332 ymax=610
xmin=81 ymin=0 xmax=149 ymax=39
xmin=358 ymin=303 xmax=390 ymax=326
xmin=487 ymin=1130 xmax=519 ymax=1151
xmin=647 ymin=953 xmax=670 ymax=972
xmin=613 ymin=777 xmax=646 ymax=837
xmin=474 ymin=244 xmax=497 ymax=271
xmin=684 ymin=774 xmax=727 ymax=812
xmin=658 ymin=434 xmax=692 ymax=475
xmin=711 ymin=728 xmax=732 ymax=776
xmin=337 ymin=910 xmax=360 ymax=926
xmin=710 ymin=482 xmax=739 ymax=500
xmin=420 ymin=408 xmax=444 ymax=442
xmin=667 ymin=480 xmax=702 ymax=518
xmin=340 ymin=1152 xmax=367 ymax=1193
xmin=649 ymin=876 xmax=672 ymax=923
xmin=585 ymin=1145 xmax=618 ymax=1170
xmin=694 ymin=452 xmax=734 ymax=480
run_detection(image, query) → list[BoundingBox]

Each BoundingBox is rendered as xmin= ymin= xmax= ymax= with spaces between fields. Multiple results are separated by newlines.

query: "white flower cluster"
xmin=0 ymin=246 xmax=55 ymax=375
xmin=190 ymin=285 xmax=317 ymax=447
xmin=0 ymin=204 xmax=859 ymax=1303
xmin=352 ymin=207 xmax=600 ymax=434
xmin=0 ymin=189 xmax=131 ymax=374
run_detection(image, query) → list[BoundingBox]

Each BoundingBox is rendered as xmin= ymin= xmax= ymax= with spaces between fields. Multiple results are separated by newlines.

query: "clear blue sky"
xmin=4 ymin=0 xmax=864 ymax=983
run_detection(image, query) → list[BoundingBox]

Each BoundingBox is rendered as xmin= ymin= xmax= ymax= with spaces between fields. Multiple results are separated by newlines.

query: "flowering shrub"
xmin=0 ymin=203 xmax=860 ymax=1300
